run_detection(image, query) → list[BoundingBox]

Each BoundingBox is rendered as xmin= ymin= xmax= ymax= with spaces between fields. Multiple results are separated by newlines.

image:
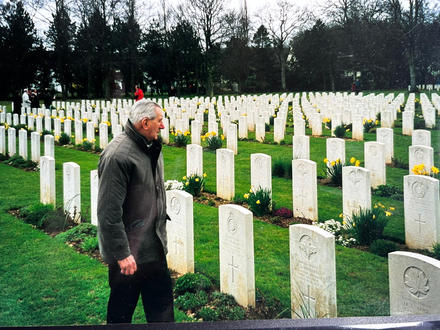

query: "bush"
xmin=432 ymin=243 xmax=440 ymax=260
xmin=40 ymin=130 xmax=51 ymax=141
xmin=207 ymin=135 xmax=222 ymax=150
xmin=174 ymin=133 xmax=189 ymax=147
xmin=391 ymin=157 xmax=409 ymax=170
xmin=373 ymin=185 xmax=403 ymax=198
xmin=41 ymin=207 xmax=73 ymax=232
xmin=20 ymin=203 xmax=54 ymax=227
xmin=56 ymin=223 xmax=97 ymax=244
xmin=273 ymin=207 xmax=293 ymax=218
xmin=346 ymin=207 xmax=390 ymax=245
xmin=325 ymin=158 xmax=344 ymax=186
xmin=175 ymin=291 xmax=209 ymax=312
xmin=272 ymin=158 xmax=291 ymax=179
xmin=0 ymin=153 xmax=9 ymax=161
xmin=182 ymin=174 xmax=205 ymax=197
xmin=363 ymin=119 xmax=377 ymax=133
xmin=3 ymin=155 xmax=38 ymax=170
xmin=174 ymin=273 xmax=213 ymax=295
xmin=244 ymin=188 xmax=272 ymax=216
xmin=333 ymin=125 xmax=346 ymax=138
xmin=58 ymin=132 xmax=70 ymax=146
xmin=369 ymin=239 xmax=398 ymax=257
xmin=81 ymin=140 xmax=93 ymax=151
xmin=81 ymin=236 xmax=99 ymax=252
xmin=196 ymin=307 xmax=219 ymax=321
xmin=210 ymin=291 xmax=237 ymax=307
xmin=217 ymin=305 xmax=246 ymax=320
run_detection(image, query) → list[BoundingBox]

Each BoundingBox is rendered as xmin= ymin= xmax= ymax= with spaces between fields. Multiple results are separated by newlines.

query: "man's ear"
xmin=142 ymin=117 xmax=149 ymax=129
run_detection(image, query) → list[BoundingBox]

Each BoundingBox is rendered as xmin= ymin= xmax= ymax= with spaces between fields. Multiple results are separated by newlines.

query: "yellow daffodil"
xmin=182 ymin=176 xmax=187 ymax=180
xmin=256 ymin=200 xmax=261 ymax=205
xmin=324 ymin=158 xmax=328 ymax=163
xmin=350 ymin=157 xmax=356 ymax=164
xmin=389 ymin=207 xmax=395 ymax=211
xmin=431 ymin=166 xmax=439 ymax=174
xmin=185 ymin=182 xmax=189 ymax=186
xmin=385 ymin=211 xmax=392 ymax=217
xmin=355 ymin=160 xmax=360 ymax=167
xmin=372 ymin=215 xmax=376 ymax=219
xmin=331 ymin=161 xmax=336 ymax=167
xmin=203 ymin=173 xmax=207 ymax=178
xmin=195 ymin=178 xmax=199 ymax=182
xmin=339 ymin=213 xmax=343 ymax=218
xmin=243 ymin=193 xmax=249 ymax=199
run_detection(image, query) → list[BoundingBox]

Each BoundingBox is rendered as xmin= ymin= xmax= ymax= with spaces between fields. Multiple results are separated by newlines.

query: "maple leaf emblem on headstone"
xmin=404 ymin=266 xmax=430 ymax=299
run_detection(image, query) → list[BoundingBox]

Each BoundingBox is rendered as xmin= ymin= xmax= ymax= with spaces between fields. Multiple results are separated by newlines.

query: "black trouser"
xmin=107 ymin=260 xmax=174 ymax=324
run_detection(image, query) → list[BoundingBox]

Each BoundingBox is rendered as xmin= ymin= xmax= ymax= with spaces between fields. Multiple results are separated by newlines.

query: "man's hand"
xmin=117 ymin=255 xmax=137 ymax=275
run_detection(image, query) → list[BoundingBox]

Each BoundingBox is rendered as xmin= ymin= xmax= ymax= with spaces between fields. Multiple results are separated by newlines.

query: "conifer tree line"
xmin=0 ymin=0 xmax=438 ymax=99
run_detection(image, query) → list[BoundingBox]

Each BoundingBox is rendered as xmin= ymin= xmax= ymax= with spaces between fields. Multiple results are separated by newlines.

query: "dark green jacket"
xmin=97 ymin=120 xmax=168 ymax=265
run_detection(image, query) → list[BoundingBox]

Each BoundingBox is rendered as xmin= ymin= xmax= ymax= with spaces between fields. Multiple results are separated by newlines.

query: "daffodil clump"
xmin=343 ymin=204 xmax=394 ymax=245
xmin=182 ymin=173 xmax=206 ymax=197
xmin=172 ymin=130 xmax=190 ymax=147
xmin=322 ymin=117 xmax=331 ymax=130
xmin=412 ymin=163 xmax=439 ymax=178
xmin=206 ymin=134 xmax=223 ymax=150
xmin=323 ymin=157 xmax=359 ymax=187
xmin=243 ymin=187 xmax=271 ymax=217
xmin=363 ymin=119 xmax=378 ymax=133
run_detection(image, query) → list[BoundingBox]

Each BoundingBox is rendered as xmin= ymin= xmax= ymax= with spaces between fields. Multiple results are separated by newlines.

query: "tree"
xmin=0 ymin=0 xmax=39 ymax=98
xmin=258 ymin=0 xmax=308 ymax=91
xmin=181 ymin=0 xmax=226 ymax=96
xmin=47 ymin=0 xmax=75 ymax=98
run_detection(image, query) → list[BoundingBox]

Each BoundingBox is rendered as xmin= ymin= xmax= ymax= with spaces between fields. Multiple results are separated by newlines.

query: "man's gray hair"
xmin=130 ymin=100 xmax=162 ymax=124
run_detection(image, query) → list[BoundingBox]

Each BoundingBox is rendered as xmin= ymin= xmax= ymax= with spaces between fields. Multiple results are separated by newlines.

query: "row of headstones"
xmin=187 ymin=138 xmax=439 ymax=251
xmin=167 ymin=189 xmax=440 ymax=317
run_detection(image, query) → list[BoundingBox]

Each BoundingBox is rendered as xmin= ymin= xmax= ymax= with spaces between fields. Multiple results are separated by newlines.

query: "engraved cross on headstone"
xmin=228 ymin=255 xmax=239 ymax=283
xmin=414 ymin=213 xmax=426 ymax=235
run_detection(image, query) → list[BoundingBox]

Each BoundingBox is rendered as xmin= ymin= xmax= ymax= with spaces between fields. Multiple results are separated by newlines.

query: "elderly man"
xmin=97 ymin=100 xmax=174 ymax=324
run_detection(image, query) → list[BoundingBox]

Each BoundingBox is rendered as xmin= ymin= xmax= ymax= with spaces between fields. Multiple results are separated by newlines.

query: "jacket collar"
xmin=124 ymin=119 xmax=161 ymax=154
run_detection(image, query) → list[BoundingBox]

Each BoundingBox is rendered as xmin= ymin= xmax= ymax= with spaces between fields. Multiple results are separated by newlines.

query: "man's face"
xmin=143 ymin=108 xmax=164 ymax=141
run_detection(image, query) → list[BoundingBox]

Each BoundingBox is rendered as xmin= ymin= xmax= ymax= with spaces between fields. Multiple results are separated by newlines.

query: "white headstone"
xmin=186 ymin=144 xmax=203 ymax=177
xmin=90 ymin=170 xmax=99 ymax=226
xmin=376 ymin=128 xmax=394 ymax=164
xmin=292 ymin=135 xmax=310 ymax=160
xmin=239 ymin=116 xmax=248 ymax=139
xmin=292 ymin=159 xmax=318 ymax=221
xmin=342 ymin=166 xmax=371 ymax=217
xmin=86 ymin=121 xmax=95 ymax=142
xmin=44 ymin=135 xmax=54 ymax=159
xmin=409 ymin=145 xmax=434 ymax=175
xmin=18 ymin=129 xmax=27 ymax=160
xmin=294 ymin=118 xmax=306 ymax=136
xmin=63 ymin=162 xmax=81 ymax=222
xmin=273 ymin=117 xmax=284 ymax=143
xmin=412 ymin=130 xmax=431 ymax=147
xmin=99 ymin=123 xmax=108 ymax=149
xmin=227 ymin=123 xmax=238 ymax=155
xmin=364 ymin=141 xmax=386 ymax=188
xmin=30 ymin=131 xmax=40 ymax=163
xmin=389 ymin=251 xmax=440 ymax=315
xmin=191 ymin=120 xmax=201 ymax=145
xmin=166 ymin=190 xmax=194 ymax=274
xmin=40 ymin=156 xmax=55 ymax=206
xmin=75 ymin=120 xmax=83 ymax=145
xmin=352 ymin=115 xmax=363 ymax=140
xmin=326 ymin=138 xmax=345 ymax=164
xmin=219 ymin=204 xmax=255 ymax=307
xmin=402 ymin=111 xmax=413 ymax=136
xmin=7 ymin=127 xmax=16 ymax=156
xmin=250 ymin=153 xmax=271 ymax=193
xmin=64 ymin=119 xmax=71 ymax=137
xmin=216 ymin=148 xmax=235 ymax=200
xmin=404 ymin=175 xmax=440 ymax=250
xmin=161 ymin=117 xmax=169 ymax=144
xmin=0 ymin=126 xmax=5 ymax=155
xmin=290 ymin=224 xmax=337 ymax=318
xmin=255 ymin=117 xmax=265 ymax=142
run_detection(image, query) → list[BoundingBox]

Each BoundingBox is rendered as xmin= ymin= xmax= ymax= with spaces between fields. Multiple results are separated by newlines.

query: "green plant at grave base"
xmin=12 ymin=124 xmax=27 ymax=131
xmin=174 ymin=131 xmax=190 ymax=147
xmin=175 ymin=291 xmax=209 ymax=312
xmin=81 ymin=236 xmax=99 ymax=252
xmin=0 ymin=153 xmax=9 ymax=161
xmin=369 ymin=239 xmax=398 ymax=257
xmin=391 ymin=157 xmax=409 ymax=169
xmin=174 ymin=272 xmax=213 ymax=295
xmin=207 ymin=135 xmax=223 ymax=150
xmin=243 ymin=187 xmax=272 ymax=216
xmin=58 ymin=132 xmax=71 ymax=146
xmin=265 ymin=123 xmax=271 ymax=132
xmin=3 ymin=154 xmax=38 ymax=171
xmin=373 ymin=185 xmax=403 ymax=200
xmin=432 ymin=243 xmax=440 ymax=260
xmin=80 ymin=140 xmax=93 ymax=151
xmin=56 ymin=223 xmax=97 ymax=244
xmin=273 ymin=158 xmax=291 ymax=179
xmin=182 ymin=173 xmax=206 ymax=197
xmin=323 ymin=117 xmax=331 ymax=130
xmin=345 ymin=206 xmax=393 ymax=246
xmin=363 ymin=119 xmax=378 ymax=133
xmin=40 ymin=130 xmax=51 ymax=141
xmin=333 ymin=125 xmax=346 ymax=138
xmin=19 ymin=203 xmax=54 ymax=227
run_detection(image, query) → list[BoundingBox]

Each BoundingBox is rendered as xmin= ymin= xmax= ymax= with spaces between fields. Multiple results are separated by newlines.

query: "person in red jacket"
xmin=134 ymin=85 xmax=144 ymax=101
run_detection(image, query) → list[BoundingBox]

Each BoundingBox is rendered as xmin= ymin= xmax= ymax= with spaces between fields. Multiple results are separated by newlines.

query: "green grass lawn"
xmin=0 ymin=91 xmax=439 ymax=326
